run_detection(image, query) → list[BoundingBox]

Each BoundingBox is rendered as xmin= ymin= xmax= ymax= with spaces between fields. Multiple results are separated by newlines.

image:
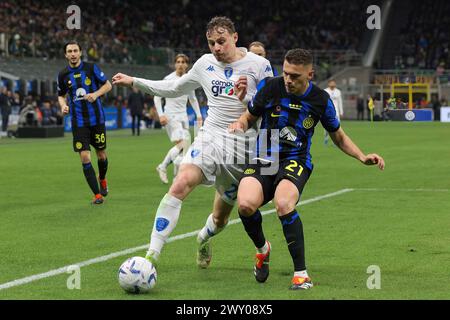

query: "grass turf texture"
xmin=0 ymin=121 xmax=449 ymax=300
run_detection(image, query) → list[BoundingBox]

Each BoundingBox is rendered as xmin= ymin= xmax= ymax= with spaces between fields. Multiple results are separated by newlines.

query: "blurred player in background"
xmin=154 ymin=54 xmax=202 ymax=184
xmin=112 ymin=16 xmax=273 ymax=272
xmin=229 ymin=48 xmax=385 ymax=290
xmin=249 ymin=41 xmax=279 ymax=76
xmin=57 ymin=40 xmax=112 ymax=204
xmin=324 ymin=79 xmax=343 ymax=145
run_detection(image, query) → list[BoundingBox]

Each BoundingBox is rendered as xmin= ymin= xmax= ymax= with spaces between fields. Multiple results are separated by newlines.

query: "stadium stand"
xmin=1 ymin=0 xmax=450 ymax=133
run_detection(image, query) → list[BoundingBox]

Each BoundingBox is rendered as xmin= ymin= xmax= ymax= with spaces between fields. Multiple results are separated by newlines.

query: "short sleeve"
xmin=93 ymin=64 xmax=107 ymax=85
xmin=320 ymin=98 xmax=341 ymax=132
xmin=258 ymin=60 xmax=274 ymax=81
xmin=248 ymin=77 xmax=270 ymax=117
xmin=57 ymin=73 xmax=67 ymax=96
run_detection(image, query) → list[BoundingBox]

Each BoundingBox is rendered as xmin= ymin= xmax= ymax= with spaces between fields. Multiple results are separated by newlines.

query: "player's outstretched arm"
xmin=112 ymin=73 xmax=134 ymax=87
xmin=329 ymin=127 xmax=385 ymax=170
xmin=112 ymin=70 xmax=200 ymax=98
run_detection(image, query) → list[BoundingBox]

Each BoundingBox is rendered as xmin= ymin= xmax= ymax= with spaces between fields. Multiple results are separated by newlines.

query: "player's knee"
xmin=80 ymin=152 xmax=91 ymax=164
xmin=96 ymin=150 xmax=107 ymax=161
xmin=237 ymin=199 xmax=258 ymax=217
xmin=169 ymin=171 xmax=198 ymax=199
xmin=274 ymin=198 xmax=296 ymax=215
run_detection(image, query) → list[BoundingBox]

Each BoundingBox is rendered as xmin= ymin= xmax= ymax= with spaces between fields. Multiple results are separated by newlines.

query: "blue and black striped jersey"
xmin=57 ymin=62 xmax=107 ymax=128
xmin=248 ymin=76 xmax=340 ymax=170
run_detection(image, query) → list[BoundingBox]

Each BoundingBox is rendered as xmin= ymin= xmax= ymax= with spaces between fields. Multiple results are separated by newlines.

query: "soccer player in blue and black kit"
xmin=229 ymin=49 xmax=385 ymax=290
xmin=57 ymin=41 xmax=112 ymax=204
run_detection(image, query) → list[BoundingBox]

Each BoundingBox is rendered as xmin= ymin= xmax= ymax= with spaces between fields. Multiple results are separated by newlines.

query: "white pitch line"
xmin=0 ymin=188 xmax=353 ymax=291
xmin=356 ymin=188 xmax=450 ymax=192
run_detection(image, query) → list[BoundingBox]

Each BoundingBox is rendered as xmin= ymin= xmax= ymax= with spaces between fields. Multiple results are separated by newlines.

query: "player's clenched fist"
xmin=112 ymin=73 xmax=134 ymax=87
xmin=61 ymin=105 xmax=69 ymax=115
xmin=361 ymin=153 xmax=385 ymax=170
xmin=234 ymin=76 xmax=248 ymax=101
xmin=228 ymin=120 xmax=245 ymax=133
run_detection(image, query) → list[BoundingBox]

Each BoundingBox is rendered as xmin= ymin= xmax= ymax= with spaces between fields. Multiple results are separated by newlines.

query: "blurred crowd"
xmin=0 ymin=86 xmax=209 ymax=134
xmin=0 ymin=87 xmax=64 ymax=131
xmin=0 ymin=0 xmax=377 ymax=63
xmin=395 ymin=0 xmax=450 ymax=70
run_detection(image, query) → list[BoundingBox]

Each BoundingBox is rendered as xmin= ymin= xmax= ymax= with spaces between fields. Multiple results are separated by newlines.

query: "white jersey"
xmin=133 ymin=48 xmax=274 ymax=133
xmin=133 ymin=48 xmax=273 ymax=202
xmin=324 ymin=87 xmax=343 ymax=119
xmin=153 ymin=71 xmax=201 ymax=117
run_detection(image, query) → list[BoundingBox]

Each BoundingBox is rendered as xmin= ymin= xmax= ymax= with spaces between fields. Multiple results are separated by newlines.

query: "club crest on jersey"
xmin=224 ymin=66 xmax=233 ymax=79
xmin=84 ymin=77 xmax=91 ymax=86
xmin=303 ymin=116 xmax=315 ymax=129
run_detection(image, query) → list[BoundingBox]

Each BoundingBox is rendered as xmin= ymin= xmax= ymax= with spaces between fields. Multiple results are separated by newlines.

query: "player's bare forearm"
xmin=95 ymin=81 xmax=112 ymax=98
xmin=330 ymin=128 xmax=364 ymax=160
xmin=58 ymin=96 xmax=67 ymax=108
xmin=58 ymin=96 xmax=69 ymax=114
xmin=330 ymin=128 xmax=385 ymax=170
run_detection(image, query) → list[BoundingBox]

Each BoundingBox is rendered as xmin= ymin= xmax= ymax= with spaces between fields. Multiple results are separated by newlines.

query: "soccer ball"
xmin=118 ymin=256 xmax=157 ymax=293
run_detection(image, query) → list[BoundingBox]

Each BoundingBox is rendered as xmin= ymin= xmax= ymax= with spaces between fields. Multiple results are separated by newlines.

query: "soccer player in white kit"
xmin=324 ymin=79 xmax=343 ymax=145
xmin=112 ymin=16 xmax=273 ymax=272
xmin=154 ymin=54 xmax=202 ymax=184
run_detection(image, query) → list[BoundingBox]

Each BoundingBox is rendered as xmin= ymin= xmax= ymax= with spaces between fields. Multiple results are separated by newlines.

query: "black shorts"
xmin=241 ymin=159 xmax=312 ymax=205
xmin=72 ymin=124 xmax=107 ymax=152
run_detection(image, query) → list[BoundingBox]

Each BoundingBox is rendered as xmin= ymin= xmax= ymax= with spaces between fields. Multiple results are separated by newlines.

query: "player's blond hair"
xmin=249 ymin=41 xmax=265 ymax=49
xmin=174 ymin=53 xmax=189 ymax=64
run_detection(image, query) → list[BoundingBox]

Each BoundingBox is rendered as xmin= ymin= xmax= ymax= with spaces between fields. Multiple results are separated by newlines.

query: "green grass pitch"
xmin=0 ymin=121 xmax=449 ymax=300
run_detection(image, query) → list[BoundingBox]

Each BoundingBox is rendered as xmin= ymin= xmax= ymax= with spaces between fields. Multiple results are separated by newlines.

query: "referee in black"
xmin=57 ymin=40 xmax=112 ymax=204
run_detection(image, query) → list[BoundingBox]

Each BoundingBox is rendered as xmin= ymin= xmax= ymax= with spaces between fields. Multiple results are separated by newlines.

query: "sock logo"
xmin=155 ymin=218 xmax=170 ymax=232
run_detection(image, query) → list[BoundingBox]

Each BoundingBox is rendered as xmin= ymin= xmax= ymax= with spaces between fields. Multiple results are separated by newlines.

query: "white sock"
xmin=147 ymin=193 xmax=182 ymax=258
xmin=294 ymin=270 xmax=309 ymax=278
xmin=256 ymin=241 xmax=269 ymax=254
xmin=161 ymin=145 xmax=182 ymax=169
xmin=198 ymin=213 xmax=227 ymax=243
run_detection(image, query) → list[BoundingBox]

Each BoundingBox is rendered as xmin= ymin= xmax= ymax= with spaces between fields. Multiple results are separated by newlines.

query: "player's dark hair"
xmin=174 ymin=53 xmax=189 ymax=64
xmin=249 ymin=41 xmax=265 ymax=49
xmin=284 ymin=48 xmax=313 ymax=66
xmin=206 ymin=16 xmax=236 ymax=35
xmin=64 ymin=40 xmax=82 ymax=53
xmin=328 ymin=78 xmax=336 ymax=83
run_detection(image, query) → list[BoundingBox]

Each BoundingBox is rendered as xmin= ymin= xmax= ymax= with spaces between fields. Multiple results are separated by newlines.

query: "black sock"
xmin=279 ymin=210 xmax=306 ymax=271
xmin=239 ymin=209 xmax=266 ymax=249
xmin=83 ymin=162 xmax=100 ymax=195
xmin=98 ymin=158 xmax=108 ymax=180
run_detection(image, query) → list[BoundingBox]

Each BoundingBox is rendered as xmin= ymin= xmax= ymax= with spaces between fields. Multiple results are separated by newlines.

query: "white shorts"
xmin=165 ymin=113 xmax=190 ymax=142
xmin=181 ymin=126 xmax=257 ymax=205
